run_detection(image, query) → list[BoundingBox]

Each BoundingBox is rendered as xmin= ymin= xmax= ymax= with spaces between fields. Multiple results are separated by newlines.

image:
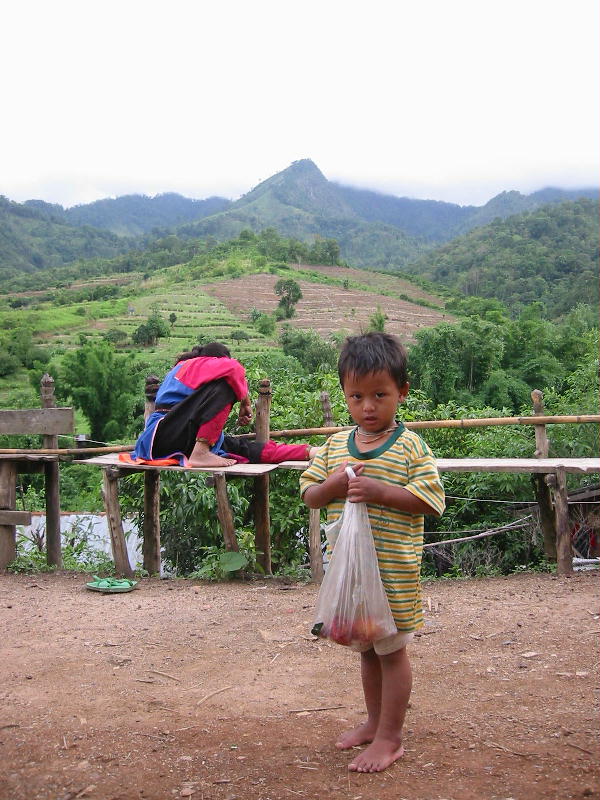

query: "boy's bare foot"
xmin=348 ymin=738 xmax=405 ymax=773
xmin=188 ymin=440 xmax=236 ymax=468
xmin=188 ymin=452 xmax=236 ymax=468
xmin=335 ymin=722 xmax=376 ymax=750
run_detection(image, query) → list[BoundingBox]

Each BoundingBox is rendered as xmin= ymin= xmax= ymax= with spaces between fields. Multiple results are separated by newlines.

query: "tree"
xmin=368 ymin=306 xmax=387 ymax=332
xmin=279 ymin=326 xmax=338 ymax=373
xmin=132 ymin=313 xmax=170 ymax=346
xmin=274 ymin=278 xmax=302 ymax=318
xmin=58 ymin=341 xmax=139 ymax=443
xmin=253 ymin=313 xmax=276 ymax=336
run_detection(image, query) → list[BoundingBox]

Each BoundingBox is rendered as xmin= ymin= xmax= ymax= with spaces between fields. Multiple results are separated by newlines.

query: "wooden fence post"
xmin=0 ymin=462 xmax=17 ymax=570
xmin=40 ymin=374 xmax=62 ymax=568
xmin=214 ymin=472 xmax=239 ymax=552
xmin=102 ymin=467 xmax=134 ymax=578
xmin=320 ymin=391 xmax=333 ymax=426
xmin=144 ymin=375 xmax=160 ymax=421
xmin=308 ymin=508 xmax=324 ymax=583
xmin=531 ymin=389 xmax=557 ymax=561
xmin=254 ymin=379 xmax=272 ymax=574
xmin=553 ymin=466 xmax=574 ymax=576
xmin=143 ymin=470 xmax=161 ymax=575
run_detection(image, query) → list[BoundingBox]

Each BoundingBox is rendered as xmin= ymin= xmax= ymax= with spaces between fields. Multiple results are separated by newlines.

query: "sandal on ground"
xmin=86 ymin=576 xmax=138 ymax=593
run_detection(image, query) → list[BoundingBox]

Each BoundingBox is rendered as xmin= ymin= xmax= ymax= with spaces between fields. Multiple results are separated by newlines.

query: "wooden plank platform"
xmin=435 ymin=457 xmax=600 ymax=474
xmin=278 ymin=458 xmax=600 ymax=474
xmin=82 ymin=455 xmax=600 ymax=476
xmin=80 ymin=453 xmax=279 ymax=476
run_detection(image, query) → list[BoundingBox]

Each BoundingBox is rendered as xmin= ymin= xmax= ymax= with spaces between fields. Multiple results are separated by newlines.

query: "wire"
xmin=423 ymin=515 xmax=534 ymax=548
xmin=445 ymin=495 xmax=535 ymax=504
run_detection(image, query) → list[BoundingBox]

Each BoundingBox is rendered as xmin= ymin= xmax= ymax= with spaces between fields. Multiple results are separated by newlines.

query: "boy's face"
xmin=342 ymin=370 xmax=409 ymax=432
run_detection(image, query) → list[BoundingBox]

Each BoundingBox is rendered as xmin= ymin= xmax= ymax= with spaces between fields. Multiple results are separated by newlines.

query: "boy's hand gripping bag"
xmin=311 ymin=467 xmax=397 ymax=647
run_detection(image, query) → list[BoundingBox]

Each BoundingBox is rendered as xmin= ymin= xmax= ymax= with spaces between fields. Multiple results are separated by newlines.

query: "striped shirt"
xmin=300 ymin=425 xmax=445 ymax=632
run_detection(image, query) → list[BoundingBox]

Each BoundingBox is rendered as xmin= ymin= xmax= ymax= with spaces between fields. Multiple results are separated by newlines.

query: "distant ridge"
xmin=4 ymin=158 xmax=598 ymax=274
xmin=25 ymin=192 xmax=232 ymax=237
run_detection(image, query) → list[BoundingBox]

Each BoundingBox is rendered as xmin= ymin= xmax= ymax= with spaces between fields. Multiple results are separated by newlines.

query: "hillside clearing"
xmin=1 ymin=571 xmax=597 ymax=800
xmin=200 ymin=273 xmax=452 ymax=341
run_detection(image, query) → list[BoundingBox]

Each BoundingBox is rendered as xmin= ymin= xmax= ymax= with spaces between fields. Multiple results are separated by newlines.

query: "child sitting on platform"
xmin=127 ymin=342 xmax=318 ymax=468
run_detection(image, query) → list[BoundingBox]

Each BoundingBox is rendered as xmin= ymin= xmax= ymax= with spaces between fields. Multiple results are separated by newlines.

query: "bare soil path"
xmin=1 ymin=571 xmax=598 ymax=800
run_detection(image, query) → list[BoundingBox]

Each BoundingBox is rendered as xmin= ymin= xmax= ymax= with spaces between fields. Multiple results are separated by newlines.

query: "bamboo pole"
xmin=254 ymin=414 xmax=600 ymax=440
xmin=1 ymin=413 xmax=596 ymax=455
xmin=0 ymin=445 xmax=134 ymax=455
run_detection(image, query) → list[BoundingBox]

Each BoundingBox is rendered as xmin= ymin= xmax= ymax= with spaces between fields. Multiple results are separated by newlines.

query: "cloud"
xmin=1 ymin=0 xmax=598 ymax=207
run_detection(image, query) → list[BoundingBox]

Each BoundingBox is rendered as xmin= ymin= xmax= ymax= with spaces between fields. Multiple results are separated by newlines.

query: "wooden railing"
xmin=0 ymin=379 xmax=598 ymax=579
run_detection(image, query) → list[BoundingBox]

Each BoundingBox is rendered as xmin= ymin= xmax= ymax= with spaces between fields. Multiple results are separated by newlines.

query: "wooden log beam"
xmin=143 ymin=470 xmax=161 ymax=575
xmin=254 ymin=379 xmax=272 ymax=574
xmin=102 ymin=468 xmax=134 ymax=578
xmin=308 ymin=508 xmax=324 ymax=583
xmin=553 ymin=467 xmax=574 ymax=576
xmin=531 ymin=389 xmax=557 ymax=561
xmin=0 ymin=461 xmax=17 ymax=570
xmin=41 ymin=374 xmax=62 ymax=569
xmin=0 ymin=510 xmax=31 ymax=526
xmin=214 ymin=473 xmax=239 ymax=552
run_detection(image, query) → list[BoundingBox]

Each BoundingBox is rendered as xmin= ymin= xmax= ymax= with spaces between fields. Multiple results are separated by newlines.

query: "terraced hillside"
xmin=199 ymin=271 xmax=451 ymax=342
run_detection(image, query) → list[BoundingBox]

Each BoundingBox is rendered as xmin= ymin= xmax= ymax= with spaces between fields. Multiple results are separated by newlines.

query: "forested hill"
xmin=175 ymin=159 xmax=427 ymax=270
xmin=0 ymin=196 xmax=136 ymax=278
xmin=25 ymin=193 xmax=231 ymax=236
xmin=173 ymin=160 xmax=599 ymax=269
xmin=4 ymin=159 xmax=598 ymax=275
xmin=404 ymin=199 xmax=600 ymax=316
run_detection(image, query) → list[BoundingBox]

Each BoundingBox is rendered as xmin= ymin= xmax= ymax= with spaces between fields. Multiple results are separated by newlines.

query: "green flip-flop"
xmin=86 ymin=575 xmax=138 ymax=593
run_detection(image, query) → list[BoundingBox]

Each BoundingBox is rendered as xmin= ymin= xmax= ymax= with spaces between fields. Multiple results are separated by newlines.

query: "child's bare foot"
xmin=348 ymin=738 xmax=405 ymax=773
xmin=188 ymin=452 xmax=236 ymax=468
xmin=308 ymin=446 xmax=320 ymax=460
xmin=188 ymin=440 xmax=235 ymax=468
xmin=335 ymin=722 xmax=376 ymax=750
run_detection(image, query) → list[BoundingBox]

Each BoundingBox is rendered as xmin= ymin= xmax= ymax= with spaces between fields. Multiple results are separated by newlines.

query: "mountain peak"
xmin=236 ymin=159 xmax=355 ymax=218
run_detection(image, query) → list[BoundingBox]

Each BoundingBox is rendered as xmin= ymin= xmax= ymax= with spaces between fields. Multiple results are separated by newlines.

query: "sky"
xmin=2 ymin=0 xmax=598 ymax=209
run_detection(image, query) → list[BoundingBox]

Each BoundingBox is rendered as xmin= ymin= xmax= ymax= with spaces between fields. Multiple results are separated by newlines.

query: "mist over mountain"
xmin=2 ymin=158 xmax=598 ymax=274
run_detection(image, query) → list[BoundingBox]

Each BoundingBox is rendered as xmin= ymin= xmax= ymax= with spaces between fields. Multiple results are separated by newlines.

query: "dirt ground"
xmin=1 ymin=571 xmax=598 ymax=800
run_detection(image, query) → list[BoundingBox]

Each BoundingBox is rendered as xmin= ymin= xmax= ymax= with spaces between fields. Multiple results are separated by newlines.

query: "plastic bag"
xmin=311 ymin=467 xmax=397 ymax=647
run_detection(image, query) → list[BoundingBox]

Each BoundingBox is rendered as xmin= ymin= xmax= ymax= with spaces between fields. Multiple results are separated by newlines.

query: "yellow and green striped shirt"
xmin=300 ymin=425 xmax=445 ymax=632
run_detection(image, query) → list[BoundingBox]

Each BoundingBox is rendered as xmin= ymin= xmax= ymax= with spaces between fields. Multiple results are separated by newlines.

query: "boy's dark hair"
xmin=175 ymin=342 xmax=231 ymax=363
xmin=338 ymin=332 xmax=408 ymax=388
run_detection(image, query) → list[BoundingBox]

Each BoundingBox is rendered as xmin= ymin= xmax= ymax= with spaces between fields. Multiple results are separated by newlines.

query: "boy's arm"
xmin=303 ymin=463 xmax=352 ymax=509
xmin=346 ymin=468 xmax=437 ymax=514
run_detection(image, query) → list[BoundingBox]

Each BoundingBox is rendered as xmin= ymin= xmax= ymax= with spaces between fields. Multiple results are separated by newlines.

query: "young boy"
xmin=300 ymin=332 xmax=445 ymax=773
